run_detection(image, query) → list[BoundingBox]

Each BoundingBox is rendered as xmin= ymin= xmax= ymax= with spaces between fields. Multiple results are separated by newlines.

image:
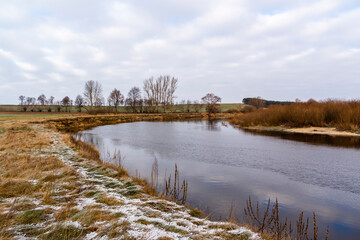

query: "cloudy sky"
xmin=0 ymin=0 xmax=359 ymax=104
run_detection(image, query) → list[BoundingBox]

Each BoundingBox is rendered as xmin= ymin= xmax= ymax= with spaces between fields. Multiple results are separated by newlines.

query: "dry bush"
xmin=225 ymin=109 xmax=241 ymax=113
xmin=87 ymin=107 xmax=116 ymax=115
xmin=231 ymin=100 xmax=360 ymax=131
xmin=240 ymin=105 xmax=257 ymax=113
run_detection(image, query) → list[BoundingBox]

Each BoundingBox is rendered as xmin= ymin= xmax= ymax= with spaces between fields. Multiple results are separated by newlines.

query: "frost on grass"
xmin=0 ymin=124 xmax=260 ymax=239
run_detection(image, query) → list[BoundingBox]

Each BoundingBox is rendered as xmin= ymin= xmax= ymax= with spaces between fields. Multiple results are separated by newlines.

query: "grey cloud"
xmin=0 ymin=0 xmax=359 ymax=104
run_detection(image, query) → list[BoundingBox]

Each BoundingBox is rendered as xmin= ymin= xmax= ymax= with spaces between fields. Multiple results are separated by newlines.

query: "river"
xmin=80 ymin=120 xmax=360 ymax=240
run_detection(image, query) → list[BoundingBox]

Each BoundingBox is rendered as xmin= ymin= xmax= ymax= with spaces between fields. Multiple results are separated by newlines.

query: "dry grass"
xmin=231 ymin=99 xmax=360 ymax=131
xmin=67 ymin=134 xmax=100 ymax=161
xmin=0 ymin=122 xmax=84 ymax=238
xmin=0 ymin=124 xmax=50 ymax=151
xmin=244 ymin=197 xmax=329 ymax=240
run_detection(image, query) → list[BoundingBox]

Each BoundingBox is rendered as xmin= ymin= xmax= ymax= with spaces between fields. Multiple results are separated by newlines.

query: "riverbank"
xmin=241 ymin=126 xmax=360 ymax=138
xmin=0 ymin=114 xmax=259 ymax=239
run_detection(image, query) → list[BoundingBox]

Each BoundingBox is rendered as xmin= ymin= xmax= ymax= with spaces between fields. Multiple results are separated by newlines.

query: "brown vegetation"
xmin=244 ymin=197 xmax=329 ymax=240
xmin=231 ymin=100 xmax=360 ymax=131
xmin=47 ymin=113 xmax=216 ymax=132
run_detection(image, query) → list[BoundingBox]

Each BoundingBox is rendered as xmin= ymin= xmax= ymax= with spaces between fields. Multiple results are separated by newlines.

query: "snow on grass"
xmin=0 ymin=126 xmax=261 ymax=239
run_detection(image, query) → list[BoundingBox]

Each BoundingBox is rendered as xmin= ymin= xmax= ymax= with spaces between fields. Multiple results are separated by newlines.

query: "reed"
xmin=150 ymin=157 xmax=159 ymax=188
xmin=163 ymin=164 xmax=188 ymax=204
xmin=244 ymin=196 xmax=329 ymax=240
xmin=231 ymin=99 xmax=360 ymax=131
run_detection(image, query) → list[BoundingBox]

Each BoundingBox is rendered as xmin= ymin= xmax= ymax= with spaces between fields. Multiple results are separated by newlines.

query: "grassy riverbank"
xmin=0 ymin=113 xmax=259 ymax=239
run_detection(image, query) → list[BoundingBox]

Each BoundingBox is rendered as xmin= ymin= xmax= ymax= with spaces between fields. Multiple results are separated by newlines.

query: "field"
xmin=0 ymin=112 xmax=82 ymax=121
xmin=0 ymin=103 xmax=243 ymax=114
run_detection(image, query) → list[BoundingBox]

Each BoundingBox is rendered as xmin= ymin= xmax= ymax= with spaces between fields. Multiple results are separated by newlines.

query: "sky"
xmin=0 ymin=0 xmax=359 ymax=104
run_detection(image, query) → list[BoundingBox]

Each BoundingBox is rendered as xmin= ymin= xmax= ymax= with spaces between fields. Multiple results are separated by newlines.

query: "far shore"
xmin=241 ymin=126 xmax=360 ymax=137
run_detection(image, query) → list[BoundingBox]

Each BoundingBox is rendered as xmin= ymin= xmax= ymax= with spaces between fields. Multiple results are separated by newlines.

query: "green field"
xmin=0 ymin=103 xmax=243 ymax=114
xmin=0 ymin=113 xmax=79 ymax=121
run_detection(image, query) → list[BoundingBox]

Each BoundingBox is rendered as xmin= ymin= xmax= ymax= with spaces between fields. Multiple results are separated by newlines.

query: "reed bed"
xmin=231 ymin=100 xmax=360 ymax=131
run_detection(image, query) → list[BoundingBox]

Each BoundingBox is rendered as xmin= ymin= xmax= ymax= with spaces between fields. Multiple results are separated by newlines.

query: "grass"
xmin=0 ymin=180 xmax=36 ymax=198
xmin=72 ymin=209 xmax=115 ymax=227
xmin=0 ymin=112 xmax=79 ymax=121
xmin=43 ymin=225 xmax=85 ymax=240
xmin=95 ymin=195 xmax=123 ymax=206
xmin=189 ymin=207 xmax=203 ymax=218
xmin=15 ymin=209 xmax=47 ymax=224
xmin=0 ymin=103 xmax=243 ymax=114
xmin=231 ymin=99 xmax=360 ymax=132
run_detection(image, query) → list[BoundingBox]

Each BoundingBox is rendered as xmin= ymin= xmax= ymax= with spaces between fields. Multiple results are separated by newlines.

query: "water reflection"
xmin=80 ymin=120 xmax=360 ymax=240
xmin=243 ymin=128 xmax=360 ymax=148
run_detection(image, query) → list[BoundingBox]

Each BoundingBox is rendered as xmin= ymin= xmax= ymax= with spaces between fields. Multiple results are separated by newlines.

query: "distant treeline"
xmin=14 ymin=76 xmax=226 ymax=115
xmin=243 ymin=97 xmax=294 ymax=108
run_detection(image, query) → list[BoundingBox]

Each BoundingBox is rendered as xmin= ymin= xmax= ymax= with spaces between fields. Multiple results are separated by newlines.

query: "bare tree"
xmin=125 ymin=87 xmax=142 ymax=113
xmin=201 ymin=93 xmax=222 ymax=117
xmin=143 ymin=75 xmax=178 ymax=112
xmin=26 ymin=97 xmax=36 ymax=106
xmin=48 ymin=96 xmax=55 ymax=105
xmin=95 ymin=97 xmax=104 ymax=107
xmin=108 ymin=88 xmax=124 ymax=112
xmin=18 ymin=95 xmax=25 ymax=105
xmin=248 ymin=97 xmax=265 ymax=109
xmin=167 ymin=76 xmax=178 ymax=111
xmin=84 ymin=80 xmax=103 ymax=109
xmin=37 ymin=94 xmax=47 ymax=105
xmin=75 ymin=95 xmax=84 ymax=112
xmin=61 ymin=96 xmax=71 ymax=112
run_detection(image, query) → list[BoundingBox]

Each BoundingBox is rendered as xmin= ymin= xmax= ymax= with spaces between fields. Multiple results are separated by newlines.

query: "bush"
xmin=240 ymin=105 xmax=256 ymax=113
xmin=87 ymin=107 xmax=116 ymax=115
xmin=225 ymin=109 xmax=240 ymax=113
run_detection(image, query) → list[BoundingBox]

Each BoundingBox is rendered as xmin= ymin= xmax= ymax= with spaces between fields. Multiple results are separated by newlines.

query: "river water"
xmin=80 ymin=120 xmax=360 ymax=240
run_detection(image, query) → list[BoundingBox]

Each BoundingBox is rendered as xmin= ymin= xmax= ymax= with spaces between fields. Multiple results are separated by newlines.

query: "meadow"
xmin=0 ymin=103 xmax=243 ymax=114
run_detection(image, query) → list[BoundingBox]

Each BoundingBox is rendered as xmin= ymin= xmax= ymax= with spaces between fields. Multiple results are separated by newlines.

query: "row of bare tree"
xmin=18 ymin=76 xmax=222 ymax=115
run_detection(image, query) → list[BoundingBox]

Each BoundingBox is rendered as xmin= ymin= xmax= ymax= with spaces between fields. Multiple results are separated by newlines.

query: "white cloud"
xmin=0 ymin=0 xmax=359 ymax=104
xmin=0 ymin=49 xmax=38 ymax=71
xmin=0 ymin=4 xmax=24 ymax=22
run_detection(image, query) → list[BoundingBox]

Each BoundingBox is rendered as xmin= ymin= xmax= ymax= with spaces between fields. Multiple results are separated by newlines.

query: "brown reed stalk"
xmin=244 ymin=197 xmax=329 ymax=240
xmin=162 ymin=164 xmax=188 ymax=204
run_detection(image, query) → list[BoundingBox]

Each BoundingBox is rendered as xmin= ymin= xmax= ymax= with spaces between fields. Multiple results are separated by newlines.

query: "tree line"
xmin=18 ymin=76 xmax=222 ymax=116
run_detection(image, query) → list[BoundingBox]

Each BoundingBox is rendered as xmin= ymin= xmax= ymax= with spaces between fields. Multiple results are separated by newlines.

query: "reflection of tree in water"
xmin=205 ymin=120 xmax=221 ymax=131
xmin=111 ymin=138 xmax=122 ymax=145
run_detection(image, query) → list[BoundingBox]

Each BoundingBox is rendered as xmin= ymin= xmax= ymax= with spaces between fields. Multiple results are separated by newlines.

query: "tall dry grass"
xmin=231 ymin=100 xmax=360 ymax=131
xmin=244 ymin=197 xmax=329 ymax=240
